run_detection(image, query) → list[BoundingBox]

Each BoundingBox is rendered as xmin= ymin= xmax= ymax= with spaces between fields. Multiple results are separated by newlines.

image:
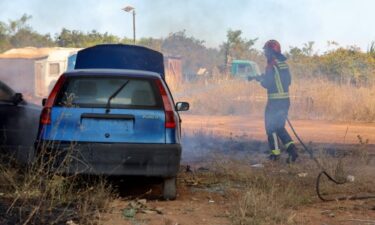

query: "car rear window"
xmin=55 ymin=76 xmax=162 ymax=109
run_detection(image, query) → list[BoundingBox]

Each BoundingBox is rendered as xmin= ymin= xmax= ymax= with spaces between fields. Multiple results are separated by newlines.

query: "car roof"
xmin=63 ymin=69 xmax=162 ymax=79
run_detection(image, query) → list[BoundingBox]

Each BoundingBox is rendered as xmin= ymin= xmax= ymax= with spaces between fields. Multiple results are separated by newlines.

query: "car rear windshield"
xmin=55 ymin=76 xmax=162 ymax=109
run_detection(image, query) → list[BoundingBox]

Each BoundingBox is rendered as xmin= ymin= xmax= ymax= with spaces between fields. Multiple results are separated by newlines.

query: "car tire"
xmin=162 ymin=176 xmax=177 ymax=200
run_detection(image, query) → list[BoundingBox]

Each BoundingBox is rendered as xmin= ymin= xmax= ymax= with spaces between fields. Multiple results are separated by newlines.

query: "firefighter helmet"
xmin=263 ymin=40 xmax=281 ymax=54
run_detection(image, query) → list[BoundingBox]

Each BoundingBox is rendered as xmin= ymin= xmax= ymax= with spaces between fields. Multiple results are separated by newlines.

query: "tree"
xmin=288 ymin=41 xmax=315 ymax=59
xmin=218 ymin=30 xmax=260 ymax=73
xmin=10 ymin=29 xmax=54 ymax=48
xmin=56 ymin=28 xmax=120 ymax=48
xmin=368 ymin=41 xmax=375 ymax=59
xmin=302 ymin=41 xmax=315 ymax=56
xmin=286 ymin=42 xmax=319 ymax=79
xmin=137 ymin=37 xmax=162 ymax=51
xmin=161 ymin=30 xmax=221 ymax=75
xmin=0 ymin=14 xmax=55 ymax=50
xmin=221 ymin=29 xmax=258 ymax=62
xmin=0 ymin=21 xmax=11 ymax=51
xmin=8 ymin=14 xmax=32 ymax=35
xmin=318 ymin=47 xmax=375 ymax=84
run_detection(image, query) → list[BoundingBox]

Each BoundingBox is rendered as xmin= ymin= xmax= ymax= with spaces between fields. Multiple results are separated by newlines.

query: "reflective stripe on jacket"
xmin=260 ymin=59 xmax=291 ymax=100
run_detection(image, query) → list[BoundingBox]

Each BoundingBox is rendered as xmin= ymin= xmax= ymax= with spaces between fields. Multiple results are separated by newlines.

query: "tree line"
xmin=1 ymin=14 xmax=375 ymax=85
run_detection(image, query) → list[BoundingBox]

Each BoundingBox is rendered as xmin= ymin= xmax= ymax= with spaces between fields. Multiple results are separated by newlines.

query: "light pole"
xmin=122 ymin=5 xmax=136 ymax=44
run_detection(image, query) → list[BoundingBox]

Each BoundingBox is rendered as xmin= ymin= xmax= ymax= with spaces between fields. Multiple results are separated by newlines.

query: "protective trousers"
xmin=265 ymin=98 xmax=294 ymax=156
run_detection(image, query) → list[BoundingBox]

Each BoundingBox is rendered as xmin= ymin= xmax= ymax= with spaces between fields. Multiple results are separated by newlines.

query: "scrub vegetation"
xmin=0 ymin=147 xmax=115 ymax=224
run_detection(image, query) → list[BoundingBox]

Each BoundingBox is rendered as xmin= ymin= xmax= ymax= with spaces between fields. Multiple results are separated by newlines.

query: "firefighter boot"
xmin=286 ymin=144 xmax=298 ymax=164
xmin=269 ymin=149 xmax=281 ymax=161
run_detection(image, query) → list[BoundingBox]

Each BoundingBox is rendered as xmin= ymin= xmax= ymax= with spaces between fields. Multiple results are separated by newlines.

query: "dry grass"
xmin=0 ymin=144 xmax=115 ymax=225
xmin=211 ymin=160 xmax=314 ymax=225
xmin=291 ymin=78 xmax=375 ymax=121
xmin=180 ymin=139 xmax=375 ymax=225
xmin=170 ymin=76 xmax=375 ymax=122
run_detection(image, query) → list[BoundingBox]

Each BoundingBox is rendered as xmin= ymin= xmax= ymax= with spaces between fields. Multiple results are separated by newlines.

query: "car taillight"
xmin=40 ymin=75 xmax=66 ymax=125
xmin=40 ymin=107 xmax=51 ymax=125
xmin=156 ymin=79 xmax=176 ymax=128
xmin=165 ymin=111 xmax=176 ymax=128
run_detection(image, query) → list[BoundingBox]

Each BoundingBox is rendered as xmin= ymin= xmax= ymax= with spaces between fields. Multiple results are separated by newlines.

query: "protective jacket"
xmin=261 ymin=59 xmax=291 ymax=100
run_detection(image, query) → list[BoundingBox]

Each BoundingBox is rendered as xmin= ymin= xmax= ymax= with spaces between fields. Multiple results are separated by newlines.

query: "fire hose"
xmin=286 ymin=118 xmax=375 ymax=201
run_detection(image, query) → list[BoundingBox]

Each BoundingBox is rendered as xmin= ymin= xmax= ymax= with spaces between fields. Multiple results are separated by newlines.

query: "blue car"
xmin=35 ymin=45 xmax=189 ymax=200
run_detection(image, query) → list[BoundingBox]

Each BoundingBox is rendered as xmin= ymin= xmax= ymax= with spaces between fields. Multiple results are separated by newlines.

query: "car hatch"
xmin=42 ymin=75 xmax=166 ymax=143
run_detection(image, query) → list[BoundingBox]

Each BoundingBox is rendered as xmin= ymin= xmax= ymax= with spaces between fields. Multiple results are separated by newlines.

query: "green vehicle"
xmin=231 ymin=60 xmax=260 ymax=79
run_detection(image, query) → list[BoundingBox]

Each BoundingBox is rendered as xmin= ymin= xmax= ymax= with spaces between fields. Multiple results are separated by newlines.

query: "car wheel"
xmin=162 ymin=176 xmax=177 ymax=200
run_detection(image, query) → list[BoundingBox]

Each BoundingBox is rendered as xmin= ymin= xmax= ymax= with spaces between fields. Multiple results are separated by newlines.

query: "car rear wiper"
xmin=105 ymin=80 xmax=130 ymax=113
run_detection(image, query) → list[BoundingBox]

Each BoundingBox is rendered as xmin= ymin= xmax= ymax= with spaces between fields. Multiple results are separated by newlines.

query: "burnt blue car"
xmin=35 ymin=45 xmax=189 ymax=200
xmin=0 ymin=81 xmax=41 ymax=164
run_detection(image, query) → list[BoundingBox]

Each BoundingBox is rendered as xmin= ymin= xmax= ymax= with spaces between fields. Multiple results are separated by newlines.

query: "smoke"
xmin=181 ymin=128 xmax=268 ymax=164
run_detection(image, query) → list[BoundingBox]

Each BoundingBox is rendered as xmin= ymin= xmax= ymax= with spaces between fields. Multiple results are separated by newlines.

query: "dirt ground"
xmin=181 ymin=114 xmax=375 ymax=145
xmin=102 ymin=178 xmax=375 ymax=225
xmin=103 ymin=182 xmax=232 ymax=225
xmin=102 ymin=115 xmax=375 ymax=225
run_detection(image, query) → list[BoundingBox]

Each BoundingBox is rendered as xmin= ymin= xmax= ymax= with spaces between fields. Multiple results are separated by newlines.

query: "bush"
xmin=0 ymin=145 xmax=115 ymax=225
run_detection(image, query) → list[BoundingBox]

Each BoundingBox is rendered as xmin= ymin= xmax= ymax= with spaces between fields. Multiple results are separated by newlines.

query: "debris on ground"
xmin=279 ymin=169 xmax=288 ymax=174
xmin=297 ymin=172 xmax=308 ymax=178
xmin=321 ymin=210 xmax=335 ymax=218
xmin=250 ymin=163 xmax=264 ymax=168
xmin=183 ymin=176 xmax=202 ymax=186
xmin=182 ymin=173 xmax=218 ymax=187
xmin=123 ymin=208 xmax=136 ymax=218
xmin=122 ymin=199 xmax=163 ymax=219
xmin=346 ymin=175 xmax=355 ymax=182
xmin=66 ymin=220 xmax=78 ymax=225
xmin=197 ymin=167 xmax=210 ymax=172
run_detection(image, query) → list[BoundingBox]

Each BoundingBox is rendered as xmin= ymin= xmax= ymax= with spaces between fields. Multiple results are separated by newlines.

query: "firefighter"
xmin=251 ymin=40 xmax=298 ymax=163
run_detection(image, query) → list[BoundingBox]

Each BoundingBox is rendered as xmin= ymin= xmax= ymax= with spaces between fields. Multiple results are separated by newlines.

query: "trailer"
xmin=0 ymin=47 xmax=80 ymax=97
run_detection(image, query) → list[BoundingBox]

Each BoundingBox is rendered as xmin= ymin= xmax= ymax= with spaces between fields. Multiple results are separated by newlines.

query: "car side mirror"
xmin=176 ymin=102 xmax=189 ymax=111
xmin=12 ymin=93 xmax=23 ymax=105
xmin=42 ymin=98 xmax=47 ymax=106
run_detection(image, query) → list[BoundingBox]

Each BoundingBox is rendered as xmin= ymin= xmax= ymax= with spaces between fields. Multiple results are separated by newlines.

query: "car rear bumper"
xmin=35 ymin=142 xmax=181 ymax=177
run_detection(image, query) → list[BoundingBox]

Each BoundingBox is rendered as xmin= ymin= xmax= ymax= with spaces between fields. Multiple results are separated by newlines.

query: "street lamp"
xmin=122 ymin=5 xmax=136 ymax=44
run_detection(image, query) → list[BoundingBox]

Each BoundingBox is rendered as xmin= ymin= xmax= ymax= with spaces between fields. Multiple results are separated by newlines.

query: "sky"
xmin=1 ymin=0 xmax=375 ymax=52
